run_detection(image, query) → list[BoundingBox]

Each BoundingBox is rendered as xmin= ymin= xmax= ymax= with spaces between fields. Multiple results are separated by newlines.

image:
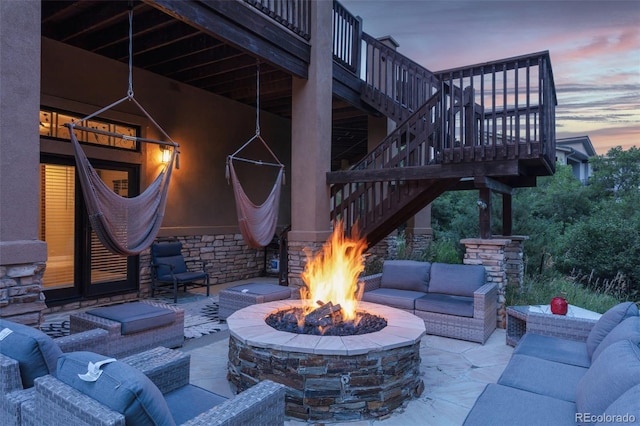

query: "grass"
xmin=506 ymin=274 xmax=627 ymax=314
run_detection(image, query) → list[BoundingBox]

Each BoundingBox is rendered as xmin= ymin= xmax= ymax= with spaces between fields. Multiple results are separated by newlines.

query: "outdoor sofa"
xmin=361 ymin=260 xmax=497 ymax=343
xmin=464 ymin=301 xmax=640 ymax=425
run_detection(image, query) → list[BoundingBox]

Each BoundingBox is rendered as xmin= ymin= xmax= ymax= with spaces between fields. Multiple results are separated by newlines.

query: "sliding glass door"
xmin=40 ymin=157 xmax=139 ymax=304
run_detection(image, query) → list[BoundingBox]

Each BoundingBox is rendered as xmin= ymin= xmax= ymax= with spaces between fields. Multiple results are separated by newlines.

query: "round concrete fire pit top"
xmin=226 ymin=300 xmax=426 ymax=355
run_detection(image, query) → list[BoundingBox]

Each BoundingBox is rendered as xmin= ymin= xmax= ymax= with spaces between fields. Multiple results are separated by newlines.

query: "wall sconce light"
xmin=477 ymin=199 xmax=487 ymax=210
xmin=160 ymin=145 xmax=170 ymax=163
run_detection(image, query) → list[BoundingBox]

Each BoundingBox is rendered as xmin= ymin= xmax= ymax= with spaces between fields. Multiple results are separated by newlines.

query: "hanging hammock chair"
xmin=226 ymin=61 xmax=285 ymax=248
xmin=66 ymin=8 xmax=179 ymax=256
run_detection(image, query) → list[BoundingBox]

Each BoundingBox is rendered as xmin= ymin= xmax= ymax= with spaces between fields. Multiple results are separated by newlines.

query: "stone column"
xmin=461 ymin=238 xmax=511 ymax=328
xmin=288 ymin=0 xmax=333 ymax=291
xmin=494 ymin=235 xmax=528 ymax=291
xmin=0 ymin=0 xmax=48 ymax=325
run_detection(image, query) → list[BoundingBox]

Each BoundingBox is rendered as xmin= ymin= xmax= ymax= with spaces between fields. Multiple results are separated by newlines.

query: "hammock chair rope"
xmin=67 ymin=7 xmax=179 ymax=256
xmin=226 ymin=61 xmax=285 ymax=248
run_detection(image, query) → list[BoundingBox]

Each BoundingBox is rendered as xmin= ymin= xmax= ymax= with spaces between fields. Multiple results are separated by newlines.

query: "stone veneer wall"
xmin=460 ymin=238 xmax=512 ymax=328
xmin=44 ymin=233 xmax=266 ymax=315
xmin=0 ymin=263 xmax=47 ymax=326
xmin=139 ymin=234 xmax=264 ymax=297
xmin=495 ymin=236 xmax=528 ymax=291
xmin=228 ymin=336 xmax=424 ymax=422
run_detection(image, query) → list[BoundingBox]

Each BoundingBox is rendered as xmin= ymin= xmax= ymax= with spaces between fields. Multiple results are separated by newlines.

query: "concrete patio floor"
xmin=181 ymin=322 xmax=513 ymax=425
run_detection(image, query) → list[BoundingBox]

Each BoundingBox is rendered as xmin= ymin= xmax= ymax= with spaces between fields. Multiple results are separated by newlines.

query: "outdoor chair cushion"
xmin=361 ymin=288 xmax=426 ymax=310
xmin=164 ymin=384 xmax=227 ymax=424
xmin=56 ymin=351 xmax=175 ymax=426
xmin=512 ymin=333 xmax=591 ymax=368
xmin=497 ymin=354 xmax=587 ymax=402
xmin=591 ymin=315 xmax=640 ymax=362
xmin=379 ymin=260 xmax=430 ymax=292
xmin=415 ymin=293 xmax=474 ymax=317
xmin=463 ymin=383 xmax=577 ymax=426
xmin=86 ymin=302 xmax=177 ymax=335
xmin=428 ymin=263 xmax=485 ymax=297
xmin=585 ymin=301 xmax=638 ymax=358
xmin=0 ymin=319 xmax=62 ymax=388
xmin=576 ymin=339 xmax=640 ymax=416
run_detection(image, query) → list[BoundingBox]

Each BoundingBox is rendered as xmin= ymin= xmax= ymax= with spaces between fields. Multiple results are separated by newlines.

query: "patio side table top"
xmin=506 ymin=304 xmax=601 ymax=347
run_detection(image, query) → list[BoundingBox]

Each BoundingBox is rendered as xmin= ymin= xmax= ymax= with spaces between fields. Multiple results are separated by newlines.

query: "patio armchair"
xmin=20 ymin=350 xmax=287 ymax=426
xmin=150 ymin=241 xmax=211 ymax=303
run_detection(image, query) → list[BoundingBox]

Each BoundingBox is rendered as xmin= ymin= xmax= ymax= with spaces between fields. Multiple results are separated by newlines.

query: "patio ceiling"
xmin=40 ymin=0 xmax=368 ymax=170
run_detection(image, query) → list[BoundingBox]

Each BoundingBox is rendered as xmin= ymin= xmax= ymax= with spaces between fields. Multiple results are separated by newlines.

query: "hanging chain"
xmin=255 ymin=59 xmax=260 ymax=136
xmin=127 ymin=7 xmax=134 ymax=98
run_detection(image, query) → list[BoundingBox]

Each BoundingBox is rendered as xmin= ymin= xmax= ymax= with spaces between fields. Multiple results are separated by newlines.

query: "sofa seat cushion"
xmin=428 ymin=263 xmax=485 ymax=297
xmin=380 ymin=260 xmax=430 ymax=292
xmin=463 ymin=384 xmax=577 ymax=426
xmin=164 ymin=384 xmax=226 ymax=424
xmin=0 ymin=319 xmax=63 ymax=388
xmin=513 ymin=333 xmax=591 ymax=368
xmin=586 ymin=301 xmax=638 ymax=358
xmin=591 ymin=316 xmax=640 ymax=362
xmin=361 ymin=288 xmax=425 ymax=311
xmin=87 ymin=302 xmax=176 ymax=335
xmin=56 ymin=351 xmax=175 ymax=426
xmin=576 ymin=339 xmax=640 ymax=416
xmin=498 ymin=354 xmax=587 ymax=402
xmin=415 ymin=293 xmax=474 ymax=317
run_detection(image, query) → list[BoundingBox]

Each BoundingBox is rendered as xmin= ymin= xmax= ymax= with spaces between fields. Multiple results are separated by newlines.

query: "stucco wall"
xmin=40 ymin=37 xmax=292 ymax=235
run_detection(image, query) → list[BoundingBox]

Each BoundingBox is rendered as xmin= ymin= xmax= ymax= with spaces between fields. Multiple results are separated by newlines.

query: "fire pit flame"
xmin=300 ymin=221 xmax=367 ymax=322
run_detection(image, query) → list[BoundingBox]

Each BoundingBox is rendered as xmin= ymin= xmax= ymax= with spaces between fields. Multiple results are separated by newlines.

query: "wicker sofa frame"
xmin=361 ymin=272 xmax=497 ymax=344
xmin=69 ymin=300 xmax=185 ymax=358
xmin=19 ymin=348 xmax=286 ymax=426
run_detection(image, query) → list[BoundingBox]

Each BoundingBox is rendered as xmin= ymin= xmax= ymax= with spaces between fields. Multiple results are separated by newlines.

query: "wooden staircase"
xmin=330 ymin=2 xmax=557 ymax=247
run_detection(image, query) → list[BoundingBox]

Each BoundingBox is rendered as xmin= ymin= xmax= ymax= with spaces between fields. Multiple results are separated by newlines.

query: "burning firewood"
xmin=305 ymin=301 xmax=342 ymax=327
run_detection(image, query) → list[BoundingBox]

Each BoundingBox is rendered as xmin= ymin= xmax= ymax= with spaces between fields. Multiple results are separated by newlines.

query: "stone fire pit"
xmin=226 ymin=300 xmax=426 ymax=422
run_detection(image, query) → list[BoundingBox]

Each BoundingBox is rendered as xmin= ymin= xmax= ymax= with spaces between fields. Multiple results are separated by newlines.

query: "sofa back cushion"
xmin=600 ymin=383 xmax=640 ymax=422
xmin=428 ymin=263 xmax=486 ymax=297
xmin=380 ymin=260 xmax=430 ymax=292
xmin=56 ymin=351 xmax=176 ymax=426
xmin=586 ymin=302 xmax=638 ymax=358
xmin=591 ymin=316 xmax=640 ymax=362
xmin=576 ymin=339 xmax=640 ymax=416
xmin=0 ymin=319 xmax=62 ymax=388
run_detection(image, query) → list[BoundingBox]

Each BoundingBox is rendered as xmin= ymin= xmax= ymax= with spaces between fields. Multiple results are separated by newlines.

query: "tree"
xmin=588 ymin=146 xmax=640 ymax=199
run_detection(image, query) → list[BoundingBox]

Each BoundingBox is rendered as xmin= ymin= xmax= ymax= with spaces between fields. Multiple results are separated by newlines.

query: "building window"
xmin=39 ymin=108 xmax=139 ymax=151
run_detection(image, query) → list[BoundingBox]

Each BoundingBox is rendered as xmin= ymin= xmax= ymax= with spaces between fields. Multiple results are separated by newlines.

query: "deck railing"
xmin=244 ymin=0 xmax=311 ymax=40
xmin=360 ymin=33 xmax=440 ymax=123
xmin=435 ymin=51 xmax=557 ymax=166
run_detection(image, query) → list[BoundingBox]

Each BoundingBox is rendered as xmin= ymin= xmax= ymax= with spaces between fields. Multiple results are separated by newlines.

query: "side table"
xmin=506 ymin=304 xmax=601 ymax=347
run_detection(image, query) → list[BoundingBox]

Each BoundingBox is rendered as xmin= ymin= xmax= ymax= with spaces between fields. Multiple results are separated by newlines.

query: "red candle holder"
xmin=550 ymin=296 xmax=568 ymax=315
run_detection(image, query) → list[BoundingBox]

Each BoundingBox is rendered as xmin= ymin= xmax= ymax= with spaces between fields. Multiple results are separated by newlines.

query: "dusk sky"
xmin=341 ymin=0 xmax=639 ymax=155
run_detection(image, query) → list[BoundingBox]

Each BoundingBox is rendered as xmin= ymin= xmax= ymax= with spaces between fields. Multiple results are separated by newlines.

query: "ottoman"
xmin=70 ymin=300 xmax=184 ymax=358
xmin=219 ymin=283 xmax=292 ymax=320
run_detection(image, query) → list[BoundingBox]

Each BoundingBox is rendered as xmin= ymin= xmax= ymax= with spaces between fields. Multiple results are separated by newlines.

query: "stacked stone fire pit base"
xmin=226 ymin=300 xmax=426 ymax=422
